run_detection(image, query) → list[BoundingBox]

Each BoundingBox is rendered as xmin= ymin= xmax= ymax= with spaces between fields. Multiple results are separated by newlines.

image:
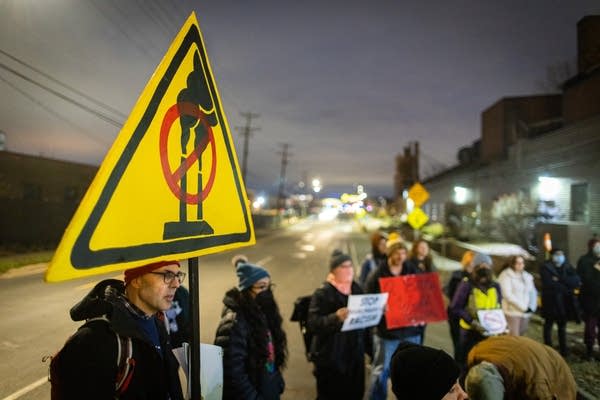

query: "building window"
xmin=570 ymin=183 xmax=589 ymax=222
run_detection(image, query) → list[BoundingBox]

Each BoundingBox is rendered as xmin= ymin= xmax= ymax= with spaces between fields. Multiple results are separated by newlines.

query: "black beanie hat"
xmin=390 ymin=342 xmax=460 ymax=399
xmin=329 ymin=249 xmax=352 ymax=270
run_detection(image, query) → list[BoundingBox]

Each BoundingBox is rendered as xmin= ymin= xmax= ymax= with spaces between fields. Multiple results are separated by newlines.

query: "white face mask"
xmin=552 ymin=254 xmax=565 ymax=266
xmin=593 ymin=244 xmax=600 ymax=257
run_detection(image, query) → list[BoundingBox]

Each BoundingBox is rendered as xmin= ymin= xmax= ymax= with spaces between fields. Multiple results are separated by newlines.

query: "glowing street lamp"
xmin=312 ymin=178 xmax=321 ymax=193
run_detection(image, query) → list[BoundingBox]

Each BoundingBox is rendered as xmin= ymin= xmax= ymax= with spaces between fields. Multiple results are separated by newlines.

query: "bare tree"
xmin=535 ymin=60 xmax=575 ymax=93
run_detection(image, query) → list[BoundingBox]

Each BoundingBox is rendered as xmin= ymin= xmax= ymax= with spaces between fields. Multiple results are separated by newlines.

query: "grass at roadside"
xmin=0 ymin=251 xmax=54 ymax=274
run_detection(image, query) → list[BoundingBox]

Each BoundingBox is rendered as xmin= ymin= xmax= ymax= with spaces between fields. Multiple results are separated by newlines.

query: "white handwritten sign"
xmin=477 ymin=309 xmax=507 ymax=335
xmin=341 ymin=293 xmax=388 ymax=332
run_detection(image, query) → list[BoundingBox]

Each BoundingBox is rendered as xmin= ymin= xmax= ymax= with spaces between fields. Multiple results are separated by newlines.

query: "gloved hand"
xmin=470 ymin=320 xmax=487 ymax=336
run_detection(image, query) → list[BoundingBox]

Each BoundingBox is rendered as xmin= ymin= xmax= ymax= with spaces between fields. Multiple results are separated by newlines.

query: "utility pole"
xmin=235 ymin=112 xmax=260 ymax=183
xmin=277 ymin=143 xmax=291 ymax=209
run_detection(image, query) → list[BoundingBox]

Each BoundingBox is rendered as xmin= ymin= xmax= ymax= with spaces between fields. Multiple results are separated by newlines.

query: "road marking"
xmin=257 ymin=256 xmax=273 ymax=265
xmin=2 ymin=377 xmax=47 ymax=400
xmin=300 ymin=244 xmax=315 ymax=252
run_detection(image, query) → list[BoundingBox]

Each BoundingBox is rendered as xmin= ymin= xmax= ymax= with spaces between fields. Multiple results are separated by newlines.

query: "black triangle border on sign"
xmin=71 ymin=24 xmax=251 ymax=269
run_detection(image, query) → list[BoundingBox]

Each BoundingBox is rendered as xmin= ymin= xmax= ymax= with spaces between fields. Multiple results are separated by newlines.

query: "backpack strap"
xmin=85 ymin=316 xmax=135 ymax=396
xmin=115 ymin=333 xmax=135 ymax=395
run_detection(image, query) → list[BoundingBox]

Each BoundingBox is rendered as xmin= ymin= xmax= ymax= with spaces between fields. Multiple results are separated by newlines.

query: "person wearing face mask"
xmin=577 ymin=238 xmax=600 ymax=360
xmin=540 ymin=248 xmax=581 ymax=357
xmin=450 ymin=262 xmax=503 ymax=371
xmin=307 ymin=250 xmax=370 ymax=400
xmin=214 ymin=259 xmax=287 ymax=400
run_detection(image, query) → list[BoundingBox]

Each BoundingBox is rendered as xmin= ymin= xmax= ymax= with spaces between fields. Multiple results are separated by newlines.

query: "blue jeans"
xmin=367 ymin=333 xmax=421 ymax=400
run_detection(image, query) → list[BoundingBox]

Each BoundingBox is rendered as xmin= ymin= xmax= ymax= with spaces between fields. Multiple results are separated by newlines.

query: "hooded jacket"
xmin=214 ymin=288 xmax=285 ymax=400
xmin=467 ymin=335 xmax=577 ymax=400
xmin=57 ymin=279 xmax=183 ymax=400
xmin=497 ymin=267 xmax=537 ymax=317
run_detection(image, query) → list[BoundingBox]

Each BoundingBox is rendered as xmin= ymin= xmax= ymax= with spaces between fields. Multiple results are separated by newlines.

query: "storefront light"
xmin=454 ymin=186 xmax=468 ymax=204
xmin=538 ymin=177 xmax=560 ymax=200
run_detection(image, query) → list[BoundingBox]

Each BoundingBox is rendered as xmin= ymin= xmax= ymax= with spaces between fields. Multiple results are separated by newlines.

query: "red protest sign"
xmin=379 ymin=273 xmax=447 ymax=329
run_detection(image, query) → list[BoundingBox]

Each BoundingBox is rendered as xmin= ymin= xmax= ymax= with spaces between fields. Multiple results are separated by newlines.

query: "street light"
xmin=312 ymin=178 xmax=321 ymax=193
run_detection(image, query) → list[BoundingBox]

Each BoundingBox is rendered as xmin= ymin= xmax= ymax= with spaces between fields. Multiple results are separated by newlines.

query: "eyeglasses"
xmin=251 ymin=283 xmax=275 ymax=292
xmin=150 ymin=271 xmax=186 ymax=284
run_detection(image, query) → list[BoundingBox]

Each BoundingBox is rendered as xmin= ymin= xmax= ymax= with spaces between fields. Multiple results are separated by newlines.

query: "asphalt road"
xmin=0 ymin=217 xmax=454 ymax=400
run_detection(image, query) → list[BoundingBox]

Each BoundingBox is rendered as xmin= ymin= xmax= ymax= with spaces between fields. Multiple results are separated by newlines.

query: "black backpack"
xmin=45 ymin=317 xmax=135 ymax=399
xmin=290 ymin=295 xmax=314 ymax=361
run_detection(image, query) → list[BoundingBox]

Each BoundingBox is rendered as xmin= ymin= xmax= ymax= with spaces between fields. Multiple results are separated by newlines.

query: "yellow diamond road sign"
xmin=46 ymin=13 xmax=255 ymax=282
xmin=408 ymin=182 xmax=429 ymax=207
xmin=407 ymin=207 xmax=429 ymax=230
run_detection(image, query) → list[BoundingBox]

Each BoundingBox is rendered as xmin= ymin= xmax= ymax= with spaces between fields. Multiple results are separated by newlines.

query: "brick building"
xmin=419 ymin=16 xmax=600 ymax=258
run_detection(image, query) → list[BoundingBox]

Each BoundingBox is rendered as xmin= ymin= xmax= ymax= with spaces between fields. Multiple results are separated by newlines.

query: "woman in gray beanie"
xmin=214 ymin=257 xmax=288 ymax=400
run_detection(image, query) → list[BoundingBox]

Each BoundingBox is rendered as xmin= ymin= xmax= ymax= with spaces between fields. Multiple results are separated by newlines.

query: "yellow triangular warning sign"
xmin=45 ymin=13 xmax=255 ymax=282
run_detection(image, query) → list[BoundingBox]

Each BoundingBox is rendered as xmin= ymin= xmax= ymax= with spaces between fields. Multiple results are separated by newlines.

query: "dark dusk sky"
xmin=1 ymin=0 xmax=599 ymax=197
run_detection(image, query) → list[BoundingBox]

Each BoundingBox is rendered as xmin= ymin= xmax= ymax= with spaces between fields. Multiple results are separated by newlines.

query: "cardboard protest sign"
xmin=379 ymin=273 xmax=447 ymax=329
xmin=477 ymin=309 xmax=507 ymax=335
xmin=341 ymin=293 xmax=388 ymax=332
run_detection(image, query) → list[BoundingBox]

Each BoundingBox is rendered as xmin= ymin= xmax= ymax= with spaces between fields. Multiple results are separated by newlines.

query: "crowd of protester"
xmin=51 ymin=232 xmax=599 ymax=399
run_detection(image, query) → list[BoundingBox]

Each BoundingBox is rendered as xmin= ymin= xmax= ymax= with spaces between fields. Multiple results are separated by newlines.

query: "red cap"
xmin=124 ymin=260 xmax=180 ymax=285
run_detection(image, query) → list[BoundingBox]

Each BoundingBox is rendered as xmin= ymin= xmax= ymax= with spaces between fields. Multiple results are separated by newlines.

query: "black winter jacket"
xmin=214 ymin=288 xmax=285 ymax=400
xmin=57 ymin=279 xmax=183 ymax=400
xmin=577 ymin=252 xmax=600 ymax=317
xmin=540 ymin=261 xmax=582 ymax=321
xmin=364 ymin=261 xmax=421 ymax=339
xmin=307 ymin=282 xmax=370 ymax=372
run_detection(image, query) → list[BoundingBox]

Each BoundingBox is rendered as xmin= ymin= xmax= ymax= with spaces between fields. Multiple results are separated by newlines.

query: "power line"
xmin=0 ymin=72 xmax=111 ymax=146
xmin=0 ymin=48 xmax=127 ymax=120
xmin=0 ymin=60 xmax=123 ymax=127
xmin=88 ymin=0 xmax=158 ymax=59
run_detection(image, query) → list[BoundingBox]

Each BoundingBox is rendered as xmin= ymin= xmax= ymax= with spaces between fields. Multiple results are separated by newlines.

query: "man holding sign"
xmin=308 ymin=250 xmax=371 ymax=400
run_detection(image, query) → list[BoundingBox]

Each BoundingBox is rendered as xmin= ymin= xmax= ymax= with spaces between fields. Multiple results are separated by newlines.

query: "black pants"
xmin=457 ymin=328 xmax=485 ymax=372
xmin=448 ymin=317 xmax=461 ymax=360
xmin=314 ymin=362 xmax=364 ymax=400
xmin=543 ymin=318 xmax=568 ymax=355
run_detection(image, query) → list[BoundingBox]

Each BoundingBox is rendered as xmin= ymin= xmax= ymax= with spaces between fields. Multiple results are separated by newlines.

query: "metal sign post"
xmin=188 ymin=257 xmax=201 ymax=399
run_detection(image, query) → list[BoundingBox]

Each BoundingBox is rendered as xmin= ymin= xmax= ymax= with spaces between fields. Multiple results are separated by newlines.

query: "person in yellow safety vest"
xmin=450 ymin=262 xmax=503 ymax=371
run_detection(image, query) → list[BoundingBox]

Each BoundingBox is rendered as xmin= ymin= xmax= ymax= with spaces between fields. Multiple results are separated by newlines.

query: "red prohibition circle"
xmin=159 ymin=102 xmax=217 ymax=204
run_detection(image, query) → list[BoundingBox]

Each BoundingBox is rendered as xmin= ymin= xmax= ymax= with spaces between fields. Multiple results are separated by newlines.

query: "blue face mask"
xmin=552 ymin=254 xmax=565 ymax=266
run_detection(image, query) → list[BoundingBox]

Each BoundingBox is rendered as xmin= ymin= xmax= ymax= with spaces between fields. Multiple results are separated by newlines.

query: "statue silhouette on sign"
xmin=163 ymin=52 xmax=216 ymax=239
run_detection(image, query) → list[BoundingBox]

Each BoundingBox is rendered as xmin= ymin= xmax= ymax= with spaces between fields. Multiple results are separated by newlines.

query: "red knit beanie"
xmin=124 ymin=260 xmax=180 ymax=285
